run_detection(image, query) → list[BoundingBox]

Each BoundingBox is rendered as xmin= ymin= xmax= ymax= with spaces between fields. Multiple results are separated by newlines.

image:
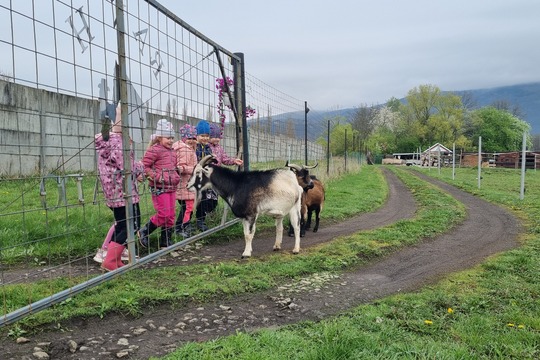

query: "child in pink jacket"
xmin=172 ymin=124 xmax=198 ymax=237
xmin=94 ymin=104 xmax=143 ymax=271
xmin=139 ymin=119 xmax=180 ymax=250
xmin=208 ymin=122 xmax=243 ymax=166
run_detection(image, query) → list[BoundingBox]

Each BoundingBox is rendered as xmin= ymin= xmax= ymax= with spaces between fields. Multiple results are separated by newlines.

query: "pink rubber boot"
xmin=101 ymin=242 xmax=126 ymax=272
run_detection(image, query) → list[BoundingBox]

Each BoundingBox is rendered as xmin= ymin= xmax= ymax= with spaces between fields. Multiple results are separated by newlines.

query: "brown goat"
xmin=302 ymin=175 xmax=325 ymax=233
xmin=286 ymin=163 xmax=325 ymax=237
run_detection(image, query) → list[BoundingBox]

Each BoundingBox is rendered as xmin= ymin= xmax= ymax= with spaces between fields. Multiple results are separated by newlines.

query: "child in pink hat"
xmin=172 ymin=124 xmax=198 ymax=237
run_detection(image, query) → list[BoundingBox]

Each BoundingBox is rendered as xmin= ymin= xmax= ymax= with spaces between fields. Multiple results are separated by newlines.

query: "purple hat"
xmin=179 ymin=124 xmax=197 ymax=141
xmin=209 ymin=122 xmax=222 ymax=139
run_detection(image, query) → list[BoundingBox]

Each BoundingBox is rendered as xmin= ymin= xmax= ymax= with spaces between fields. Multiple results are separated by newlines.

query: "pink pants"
xmin=151 ymin=191 xmax=176 ymax=228
xmin=183 ymin=199 xmax=194 ymax=223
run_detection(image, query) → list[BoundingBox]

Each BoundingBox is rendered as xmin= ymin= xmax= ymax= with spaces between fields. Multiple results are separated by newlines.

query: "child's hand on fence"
xmin=233 ymin=158 xmax=243 ymax=166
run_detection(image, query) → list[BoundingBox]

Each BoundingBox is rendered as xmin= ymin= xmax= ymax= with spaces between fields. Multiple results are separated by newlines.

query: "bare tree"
xmin=206 ymin=103 xmax=214 ymax=122
xmin=0 ymin=70 xmax=14 ymax=82
xmin=351 ymin=104 xmax=377 ymax=148
xmin=265 ymin=104 xmax=272 ymax=135
xmin=182 ymin=102 xmax=188 ymax=122
xmin=491 ymin=99 xmax=525 ymax=119
xmin=286 ymin=118 xmax=296 ymax=138
xmin=459 ymin=91 xmax=478 ymax=110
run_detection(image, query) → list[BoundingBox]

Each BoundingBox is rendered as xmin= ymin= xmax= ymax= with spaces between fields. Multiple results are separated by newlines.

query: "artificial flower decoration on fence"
xmin=216 ymin=77 xmax=235 ymax=130
xmin=216 ymin=77 xmax=257 ymax=133
xmin=245 ymin=105 xmax=256 ymax=118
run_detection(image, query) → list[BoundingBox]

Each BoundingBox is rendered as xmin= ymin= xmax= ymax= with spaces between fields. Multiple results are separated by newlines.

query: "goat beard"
xmin=194 ymin=189 xmax=203 ymax=209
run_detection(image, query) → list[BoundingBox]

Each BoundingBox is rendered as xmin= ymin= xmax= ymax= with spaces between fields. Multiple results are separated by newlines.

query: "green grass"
xmin=7 ymin=166 xmax=538 ymax=359
xmin=156 ymin=167 xmax=540 ymax=360
xmin=0 ymin=157 xmax=362 ymax=264
xmin=0 ymin=165 xmax=386 ymax=329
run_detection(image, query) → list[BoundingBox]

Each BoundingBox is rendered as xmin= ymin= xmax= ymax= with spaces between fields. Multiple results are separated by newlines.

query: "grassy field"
xmin=0 ymin=157 xmax=361 ymax=265
xmin=1 ymin=163 xmax=379 ymax=330
xmin=3 ymin=166 xmax=539 ymax=359
xmin=157 ymin=166 xmax=540 ymax=359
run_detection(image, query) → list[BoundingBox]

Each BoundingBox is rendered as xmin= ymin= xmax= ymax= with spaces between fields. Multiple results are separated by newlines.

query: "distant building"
xmin=389 ymin=143 xmax=452 ymax=166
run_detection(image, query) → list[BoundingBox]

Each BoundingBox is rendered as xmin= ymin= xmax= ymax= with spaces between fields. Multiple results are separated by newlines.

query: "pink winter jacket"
xmin=95 ymin=133 xmax=143 ymax=208
xmin=172 ymin=140 xmax=197 ymax=201
xmin=142 ymin=143 xmax=180 ymax=193
xmin=208 ymin=143 xmax=236 ymax=166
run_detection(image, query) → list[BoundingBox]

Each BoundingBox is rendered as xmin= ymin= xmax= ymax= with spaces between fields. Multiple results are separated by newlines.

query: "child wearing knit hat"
xmin=193 ymin=120 xmax=216 ymax=232
xmin=208 ymin=122 xmax=243 ymax=167
xmin=139 ymin=119 xmax=179 ymax=250
xmin=94 ymin=103 xmax=143 ymax=271
xmin=172 ymin=124 xmax=198 ymax=237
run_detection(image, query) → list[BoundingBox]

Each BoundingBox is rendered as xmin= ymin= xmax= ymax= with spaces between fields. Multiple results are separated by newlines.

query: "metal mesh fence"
xmin=0 ymin=0 xmax=355 ymax=326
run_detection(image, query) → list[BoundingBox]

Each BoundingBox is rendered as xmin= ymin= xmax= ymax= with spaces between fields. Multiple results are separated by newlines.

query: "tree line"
xmin=318 ymin=84 xmax=533 ymax=157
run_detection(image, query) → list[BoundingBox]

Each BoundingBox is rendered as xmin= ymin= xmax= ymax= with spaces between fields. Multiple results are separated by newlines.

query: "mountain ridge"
xmin=261 ymin=82 xmax=540 ymax=140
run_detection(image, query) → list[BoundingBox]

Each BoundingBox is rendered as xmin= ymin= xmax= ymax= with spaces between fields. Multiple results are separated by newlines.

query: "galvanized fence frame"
xmin=0 ymin=0 xmax=332 ymax=327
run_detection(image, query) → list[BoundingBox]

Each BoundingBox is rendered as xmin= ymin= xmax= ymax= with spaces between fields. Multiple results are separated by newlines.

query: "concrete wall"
xmin=0 ymin=80 xmax=323 ymax=176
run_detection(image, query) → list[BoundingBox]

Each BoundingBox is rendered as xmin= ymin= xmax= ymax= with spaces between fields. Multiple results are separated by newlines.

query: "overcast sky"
xmin=159 ymin=0 xmax=540 ymax=110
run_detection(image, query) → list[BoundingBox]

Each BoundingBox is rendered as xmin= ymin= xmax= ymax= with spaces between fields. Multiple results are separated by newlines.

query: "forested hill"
xmin=250 ymin=82 xmax=540 ymax=140
xmin=452 ymin=82 xmax=540 ymax=133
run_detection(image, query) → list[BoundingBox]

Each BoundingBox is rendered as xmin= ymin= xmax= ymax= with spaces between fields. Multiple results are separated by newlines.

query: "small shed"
xmin=421 ymin=143 xmax=452 ymax=166
xmin=423 ymin=143 xmax=452 ymax=155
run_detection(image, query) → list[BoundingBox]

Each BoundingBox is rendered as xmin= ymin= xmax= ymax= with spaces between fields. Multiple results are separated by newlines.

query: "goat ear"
xmin=202 ymin=167 xmax=212 ymax=177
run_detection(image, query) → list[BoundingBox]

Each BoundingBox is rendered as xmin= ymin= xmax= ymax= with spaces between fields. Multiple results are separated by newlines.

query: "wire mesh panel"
xmin=0 ymin=0 xmax=328 ymax=326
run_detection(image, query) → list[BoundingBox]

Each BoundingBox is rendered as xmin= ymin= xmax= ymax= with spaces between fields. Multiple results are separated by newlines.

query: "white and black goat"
xmin=186 ymin=155 xmax=304 ymax=258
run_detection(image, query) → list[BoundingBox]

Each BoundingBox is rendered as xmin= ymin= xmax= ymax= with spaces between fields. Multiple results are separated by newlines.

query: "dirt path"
xmin=1 ymin=170 xmax=521 ymax=360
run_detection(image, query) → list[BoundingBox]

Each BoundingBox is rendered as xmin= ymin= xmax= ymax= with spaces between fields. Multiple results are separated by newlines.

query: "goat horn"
xmin=302 ymin=163 xmax=318 ymax=170
xmin=286 ymin=162 xmax=302 ymax=171
xmin=199 ymin=154 xmax=214 ymax=166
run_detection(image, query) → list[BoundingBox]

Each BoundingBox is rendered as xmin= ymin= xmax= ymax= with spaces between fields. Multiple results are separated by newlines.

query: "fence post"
xmin=452 ymin=142 xmax=456 ymax=180
xmin=304 ymin=101 xmax=309 ymax=165
xmin=327 ymin=120 xmax=330 ymax=175
xmin=233 ymin=52 xmax=248 ymax=170
xmin=520 ymin=131 xmax=527 ymax=200
xmin=477 ymin=136 xmax=482 ymax=189
xmin=116 ymin=1 xmax=136 ymax=262
xmin=344 ymin=129 xmax=348 ymax=172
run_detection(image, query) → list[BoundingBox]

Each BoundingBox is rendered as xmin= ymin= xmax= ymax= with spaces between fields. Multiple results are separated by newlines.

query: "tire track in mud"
xmin=293 ymin=170 xmax=521 ymax=314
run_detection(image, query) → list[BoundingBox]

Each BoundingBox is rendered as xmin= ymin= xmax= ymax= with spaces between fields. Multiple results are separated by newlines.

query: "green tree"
xmin=470 ymin=107 xmax=531 ymax=152
xmin=366 ymin=124 xmax=397 ymax=155
xmin=398 ymin=84 xmax=464 ymax=150
xmin=317 ymin=117 xmax=356 ymax=156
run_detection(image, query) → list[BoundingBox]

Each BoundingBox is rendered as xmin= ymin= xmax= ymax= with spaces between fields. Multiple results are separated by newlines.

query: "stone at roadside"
xmin=33 ymin=351 xmax=49 ymax=359
xmin=17 ymin=337 xmax=30 ymax=344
